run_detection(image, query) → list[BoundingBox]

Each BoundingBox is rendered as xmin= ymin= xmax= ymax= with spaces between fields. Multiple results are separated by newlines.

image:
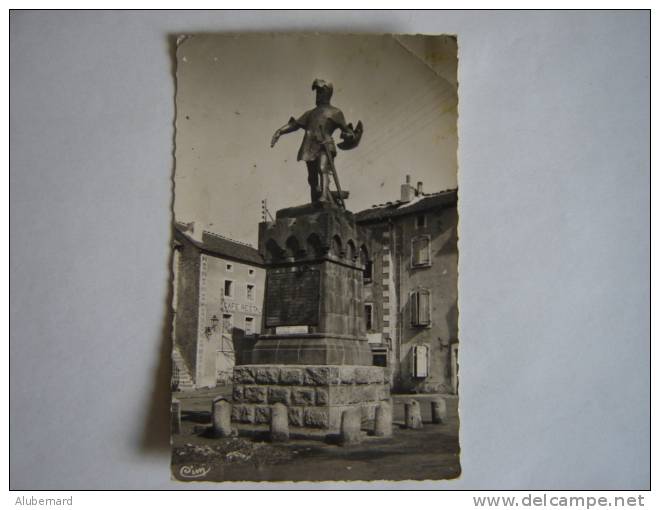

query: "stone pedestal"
xmin=253 ymin=203 xmax=373 ymax=365
xmin=232 ymin=203 xmax=390 ymax=440
xmin=232 ymin=365 xmax=389 ymax=439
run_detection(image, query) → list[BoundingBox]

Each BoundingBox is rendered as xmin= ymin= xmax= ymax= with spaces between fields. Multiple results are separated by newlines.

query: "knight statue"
xmin=270 ymin=79 xmax=363 ymax=208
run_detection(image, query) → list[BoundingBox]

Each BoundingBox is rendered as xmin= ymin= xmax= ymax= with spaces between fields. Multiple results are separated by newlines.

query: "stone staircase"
xmin=172 ymin=346 xmax=195 ymax=392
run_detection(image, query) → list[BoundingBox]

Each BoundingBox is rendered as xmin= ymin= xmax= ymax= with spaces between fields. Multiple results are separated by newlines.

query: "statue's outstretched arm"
xmin=271 ymin=117 xmax=300 ymax=147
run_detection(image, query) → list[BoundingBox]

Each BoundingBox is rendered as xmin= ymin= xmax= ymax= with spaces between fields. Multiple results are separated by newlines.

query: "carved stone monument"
xmin=231 ymin=81 xmax=389 ymax=440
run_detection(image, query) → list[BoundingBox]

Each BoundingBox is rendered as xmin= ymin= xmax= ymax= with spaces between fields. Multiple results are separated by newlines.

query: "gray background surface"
xmin=10 ymin=10 xmax=650 ymax=489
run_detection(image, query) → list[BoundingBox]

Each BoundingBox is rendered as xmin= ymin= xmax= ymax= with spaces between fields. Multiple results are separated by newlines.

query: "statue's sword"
xmin=322 ymin=143 xmax=346 ymax=209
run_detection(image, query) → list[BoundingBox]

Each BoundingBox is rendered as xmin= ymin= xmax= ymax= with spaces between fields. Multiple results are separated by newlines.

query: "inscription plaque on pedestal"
xmin=265 ymin=267 xmax=320 ymax=327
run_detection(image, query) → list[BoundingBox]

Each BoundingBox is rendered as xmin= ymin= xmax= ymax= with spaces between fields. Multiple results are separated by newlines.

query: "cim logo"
xmin=179 ymin=464 xmax=212 ymax=479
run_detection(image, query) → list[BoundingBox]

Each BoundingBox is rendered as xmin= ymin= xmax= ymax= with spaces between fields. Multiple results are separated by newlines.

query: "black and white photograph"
xmin=9 ymin=9 xmax=650 ymax=498
xmin=170 ymin=33 xmax=460 ymax=482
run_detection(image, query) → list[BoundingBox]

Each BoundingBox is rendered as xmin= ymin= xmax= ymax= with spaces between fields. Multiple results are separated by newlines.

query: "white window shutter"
xmin=413 ymin=345 xmax=429 ymax=377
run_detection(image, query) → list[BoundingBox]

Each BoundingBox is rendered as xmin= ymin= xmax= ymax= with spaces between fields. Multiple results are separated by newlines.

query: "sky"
xmin=174 ymin=33 xmax=458 ymax=246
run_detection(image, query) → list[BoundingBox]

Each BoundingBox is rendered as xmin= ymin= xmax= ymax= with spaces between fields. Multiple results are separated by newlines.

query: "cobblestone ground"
xmin=171 ymin=386 xmax=460 ymax=482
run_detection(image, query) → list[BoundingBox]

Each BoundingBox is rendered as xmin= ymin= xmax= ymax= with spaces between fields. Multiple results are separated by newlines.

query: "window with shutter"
xmin=411 ymin=291 xmax=418 ymax=325
xmin=411 ymin=289 xmax=431 ymax=327
xmin=412 ymin=236 xmax=431 ymax=267
xmin=413 ymin=344 xmax=429 ymax=377
xmin=418 ymin=290 xmax=431 ymax=325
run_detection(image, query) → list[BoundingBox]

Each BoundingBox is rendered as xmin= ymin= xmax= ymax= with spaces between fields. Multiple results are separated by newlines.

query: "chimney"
xmin=186 ymin=221 xmax=204 ymax=243
xmin=417 ymin=181 xmax=423 ymax=195
xmin=401 ymin=174 xmax=415 ymax=203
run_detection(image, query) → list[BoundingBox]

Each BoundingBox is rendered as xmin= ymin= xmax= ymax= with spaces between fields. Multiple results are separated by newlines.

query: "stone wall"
xmin=231 ymin=364 xmax=390 ymax=438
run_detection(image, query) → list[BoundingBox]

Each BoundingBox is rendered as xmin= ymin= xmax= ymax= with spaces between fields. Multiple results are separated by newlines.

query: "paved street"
xmin=171 ymin=387 xmax=460 ymax=482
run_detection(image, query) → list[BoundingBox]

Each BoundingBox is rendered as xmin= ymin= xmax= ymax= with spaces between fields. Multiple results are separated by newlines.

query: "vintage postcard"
xmin=170 ymin=33 xmax=459 ymax=482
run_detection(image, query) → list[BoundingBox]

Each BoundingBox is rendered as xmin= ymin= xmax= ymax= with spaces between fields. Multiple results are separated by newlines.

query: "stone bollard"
xmin=374 ymin=401 xmax=393 ymax=437
xmin=340 ymin=407 xmax=363 ymax=445
xmin=270 ymin=403 xmax=289 ymax=442
xmin=171 ymin=398 xmax=181 ymax=435
xmin=212 ymin=397 xmax=232 ymax=437
xmin=431 ymin=397 xmax=447 ymax=424
xmin=404 ymin=400 xmax=423 ymax=429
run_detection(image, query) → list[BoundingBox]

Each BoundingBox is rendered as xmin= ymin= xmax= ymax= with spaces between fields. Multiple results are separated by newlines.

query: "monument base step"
xmin=251 ymin=336 xmax=373 ymax=365
xmin=231 ymin=364 xmax=391 ymax=439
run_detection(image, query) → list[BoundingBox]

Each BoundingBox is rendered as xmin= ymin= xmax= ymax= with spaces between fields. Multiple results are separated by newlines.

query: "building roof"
xmin=355 ymin=188 xmax=458 ymax=223
xmin=175 ymin=223 xmax=264 ymax=266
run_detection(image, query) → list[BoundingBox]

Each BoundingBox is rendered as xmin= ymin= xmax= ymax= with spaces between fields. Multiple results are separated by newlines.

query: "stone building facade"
xmin=355 ymin=177 xmax=459 ymax=394
xmin=172 ymin=223 xmax=266 ymax=391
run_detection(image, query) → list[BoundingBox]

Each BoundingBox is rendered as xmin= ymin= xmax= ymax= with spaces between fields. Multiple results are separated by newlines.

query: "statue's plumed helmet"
xmin=312 ymin=79 xmax=333 ymax=101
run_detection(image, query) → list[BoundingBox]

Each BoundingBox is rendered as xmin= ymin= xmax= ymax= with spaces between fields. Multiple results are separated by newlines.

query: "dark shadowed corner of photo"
xmin=137 ymin=33 xmax=180 ymax=456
